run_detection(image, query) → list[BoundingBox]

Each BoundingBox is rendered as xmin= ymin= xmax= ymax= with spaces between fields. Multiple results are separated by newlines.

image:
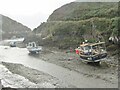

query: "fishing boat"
xmin=27 ymin=42 xmax=42 ymax=54
xmin=75 ymin=41 xmax=107 ymax=63
xmin=75 ymin=19 xmax=107 ymax=63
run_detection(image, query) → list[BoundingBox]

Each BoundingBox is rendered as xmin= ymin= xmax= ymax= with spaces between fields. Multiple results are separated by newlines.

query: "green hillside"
xmin=33 ymin=2 xmax=118 ymax=52
xmin=48 ymin=2 xmax=118 ymax=21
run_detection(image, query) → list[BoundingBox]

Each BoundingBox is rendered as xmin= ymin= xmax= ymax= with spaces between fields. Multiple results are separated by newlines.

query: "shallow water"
xmin=0 ymin=46 xmax=118 ymax=88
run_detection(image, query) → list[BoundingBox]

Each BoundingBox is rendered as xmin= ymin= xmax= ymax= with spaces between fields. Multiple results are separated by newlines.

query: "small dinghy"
xmin=27 ymin=42 xmax=42 ymax=54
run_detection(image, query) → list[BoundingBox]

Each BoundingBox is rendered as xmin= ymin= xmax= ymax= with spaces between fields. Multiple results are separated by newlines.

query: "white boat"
xmin=27 ymin=42 xmax=42 ymax=53
xmin=6 ymin=37 xmax=25 ymax=43
xmin=10 ymin=41 xmax=16 ymax=47
xmin=8 ymin=37 xmax=24 ymax=47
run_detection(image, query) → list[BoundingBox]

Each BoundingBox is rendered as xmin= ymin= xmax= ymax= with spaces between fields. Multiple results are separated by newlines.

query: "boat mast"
xmin=91 ymin=19 xmax=96 ymax=40
xmin=91 ymin=19 xmax=103 ymax=42
xmin=0 ymin=15 xmax=2 ymax=41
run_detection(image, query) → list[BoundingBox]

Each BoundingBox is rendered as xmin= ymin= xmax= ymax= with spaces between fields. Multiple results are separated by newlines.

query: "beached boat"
xmin=75 ymin=42 xmax=107 ymax=63
xmin=9 ymin=41 xmax=16 ymax=47
xmin=75 ymin=19 xmax=107 ymax=64
xmin=27 ymin=42 xmax=42 ymax=54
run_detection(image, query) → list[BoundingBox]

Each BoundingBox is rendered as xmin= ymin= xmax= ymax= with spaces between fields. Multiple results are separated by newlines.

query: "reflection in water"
xmin=28 ymin=52 xmax=40 ymax=57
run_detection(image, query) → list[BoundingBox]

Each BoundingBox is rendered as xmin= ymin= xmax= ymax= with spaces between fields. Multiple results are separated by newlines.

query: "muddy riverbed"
xmin=0 ymin=62 xmax=68 ymax=88
xmin=0 ymin=46 xmax=118 ymax=88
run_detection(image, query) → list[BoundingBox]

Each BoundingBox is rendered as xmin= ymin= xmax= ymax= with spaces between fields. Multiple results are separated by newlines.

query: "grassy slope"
xmin=48 ymin=2 xmax=118 ymax=21
xmin=33 ymin=2 xmax=118 ymax=53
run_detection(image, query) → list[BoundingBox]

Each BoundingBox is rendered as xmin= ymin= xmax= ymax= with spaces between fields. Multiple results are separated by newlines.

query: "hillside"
xmin=33 ymin=2 xmax=118 ymax=52
xmin=48 ymin=2 xmax=118 ymax=21
xmin=0 ymin=14 xmax=31 ymax=39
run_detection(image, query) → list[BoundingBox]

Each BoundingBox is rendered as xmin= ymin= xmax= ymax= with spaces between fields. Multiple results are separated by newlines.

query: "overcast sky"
xmin=0 ymin=0 xmax=75 ymax=29
xmin=0 ymin=0 xmax=119 ymax=29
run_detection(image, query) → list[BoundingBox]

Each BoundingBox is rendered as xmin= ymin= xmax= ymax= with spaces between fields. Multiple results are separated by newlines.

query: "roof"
xmin=90 ymin=42 xmax=105 ymax=46
xmin=80 ymin=42 xmax=105 ymax=47
xmin=80 ymin=43 xmax=89 ymax=47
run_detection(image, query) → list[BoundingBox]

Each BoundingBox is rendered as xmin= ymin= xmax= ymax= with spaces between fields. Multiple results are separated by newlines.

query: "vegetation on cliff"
xmin=33 ymin=2 xmax=118 ymax=53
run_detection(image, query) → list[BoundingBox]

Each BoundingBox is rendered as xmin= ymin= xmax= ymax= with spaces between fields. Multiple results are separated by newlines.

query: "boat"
xmin=75 ymin=19 xmax=107 ymax=63
xmin=75 ymin=41 xmax=107 ymax=62
xmin=6 ymin=37 xmax=25 ymax=42
xmin=9 ymin=41 xmax=16 ymax=47
xmin=9 ymin=37 xmax=24 ymax=47
xmin=27 ymin=42 xmax=42 ymax=54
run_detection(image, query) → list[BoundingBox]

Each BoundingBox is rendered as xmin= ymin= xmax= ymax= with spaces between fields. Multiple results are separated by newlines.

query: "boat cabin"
xmin=27 ymin=42 xmax=37 ymax=48
xmin=27 ymin=42 xmax=42 ymax=54
xmin=10 ymin=41 xmax=16 ymax=47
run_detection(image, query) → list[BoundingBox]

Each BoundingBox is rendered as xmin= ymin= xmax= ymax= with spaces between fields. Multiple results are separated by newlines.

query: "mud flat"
xmin=0 ymin=46 xmax=118 ymax=88
xmin=37 ymin=47 xmax=118 ymax=87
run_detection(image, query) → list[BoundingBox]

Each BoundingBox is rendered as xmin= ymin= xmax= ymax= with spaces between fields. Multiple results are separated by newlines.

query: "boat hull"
xmin=27 ymin=46 xmax=42 ymax=54
xmin=80 ymin=53 xmax=107 ymax=62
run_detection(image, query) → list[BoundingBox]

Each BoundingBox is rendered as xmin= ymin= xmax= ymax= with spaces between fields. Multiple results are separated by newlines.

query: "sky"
xmin=0 ymin=0 xmax=119 ymax=30
xmin=76 ymin=0 xmax=119 ymax=2
xmin=0 ymin=0 xmax=75 ymax=29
